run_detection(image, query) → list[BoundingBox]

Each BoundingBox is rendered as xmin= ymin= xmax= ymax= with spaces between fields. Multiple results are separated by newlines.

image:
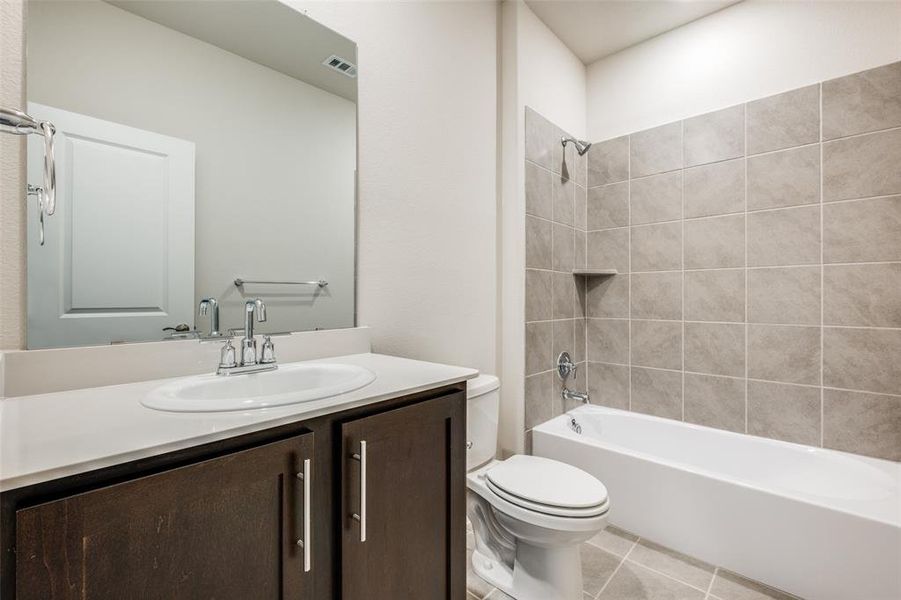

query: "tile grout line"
xmin=744 ymin=99 xmax=750 ymax=434
xmin=819 ymin=82 xmax=825 ymax=448
xmin=704 ymin=567 xmax=720 ymax=599
xmin=594 ymin=537 xmax=639 ymax=599
xmin=681 ymin=119 xmax=686 ymax=422
xmin=627 ymin=134 xmax=633 ymax=412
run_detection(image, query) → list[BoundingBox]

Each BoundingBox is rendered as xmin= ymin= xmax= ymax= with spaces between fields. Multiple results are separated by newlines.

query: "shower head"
xmin=561 ymin=136 xmax=592 ymax=156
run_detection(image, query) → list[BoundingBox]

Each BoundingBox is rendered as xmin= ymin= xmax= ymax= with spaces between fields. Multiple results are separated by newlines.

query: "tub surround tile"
xmin=684 ymin=322 xmax=745 ymax=378
xmin=747 ymin=206 xmax=820 ymax=267
xmin=573 ymin=148 xmax=588 ymax=188
xmin=525 ymin=161 xmax=553 ymax=220
xmin=525 ymin=108 xmax=555 ymax=170
xmin=748 ymin=325 xmax=821 ymax=385
xmin=552 ymin=174 xmax=575 ymax=226
xmin=747 ymin=145 xmax=820 ymax=210
xmin=588 ymin=228 xmax=629 ymax=273
xmin=587 ymin=319 xmax=630 ymax=364
xmin=684 ymin=373 xmax=746 ymax=433
xmin=525 ymin=269 xmax=553 ymax=322
xmin=631 ymin=367 xmax=682 ymax=420
xmin=552 ymin=319 xmax=575 ymax=367
xmin=824 ymin=327 xmax=901 ymax=396
xmin=684 ymin=214 xmax=745 ymax=269
xmin=709 ymin=569 xmax=801 ymax=600
xmin=630 ymin=222 xmax=682 ymax=272
xmin=748 ymin=267 xmax=821 ymax=325
xmin=574 ymin=317 xmax=586 ymax=364
xmin=823 ymin=127 xmax=901 ymax=201
xmin=600 ymin=559 xmax=705 ymax=600
xmin=587 ymin=362 xmax=630 ymax=410
xmin=575 ymin=230 xmax=586 ymax=269
xmin=581 ymin=544 xmax=622 ymax=597
xmin=525 ymin=215 xmax=551 ymax=269
xmin=630 ymin=171 xmax=682 ymax=225
xmin=574 ymin=185 xmax=587 ymax=231
xmin=822 ymin=61 xmax=901 ymax=140
xmin=747 ymin=85 xmax=820 ymax=154
xmin=588 ymin=182 xmax=629 ymax=230
xmin=587 ymin=526 xmax=638 ymax=558
xmin=631 ymin=272 xmax=682 ymax=321
xmin=631 ymin=320 xmax=682 ymax=371
xmin=683 ymin=105 xmax=744 ymax=167
xmin=823 ymin=195 xmax=901 ymax=263
xmin=631 ymin=122 xmax=682 ymax=177
xmin=587 ymin=273 xmax=629 ymax=319
xmin=627 ymin=539 xmax=716 ymax=592
xmin=552 ymin=271 xmax=577 ymax=319
xmin=748 ymin=381 xmax=821 ymax=446
xmin=823 ymin=389 xmax=901 ymax=461
xmin=552 ymin=222 xmax=575 ymax=272
xmin=684 ymin=269 xmax=745 ymax=323
xmin=588 ymin=135 xmax=630 ymax=186
xmin=525 ymin=321 xmax=552 ymax=376
xmin=824 ymin=263 xmax=901 ymax=327
xmin=524 ymin=372 xmax=554 ymax=429
xmin=683 ymin=158 xmax=745 ymax=218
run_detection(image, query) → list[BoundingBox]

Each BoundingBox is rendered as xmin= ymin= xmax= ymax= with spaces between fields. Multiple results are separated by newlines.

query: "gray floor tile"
xmin=466 ymin=549 xmax=496 ymax=599
xmin=581 ymin=543 xmax=623 ymax=596
xmin=586 ymin=525 xmax=639 ymax=557
xmin=627 ymin=539 xmax=716 ymax=590
xmin=599 ymin=560 xmax=706 ymax=599
xmin=709 ymin=570 xmax=800 ymax=600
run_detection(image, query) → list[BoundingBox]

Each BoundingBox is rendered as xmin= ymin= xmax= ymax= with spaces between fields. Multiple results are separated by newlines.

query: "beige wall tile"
xmin=630 ymin=171 xmax=682 ymax=225
xmin=747 ymin=145 xmax=820 ymax=210
xmin=684 ymin=373 xmax=746 ymax=433
xmin=748 ymin=266 xmax=821 ymax=325
xmin=574 ymin=318 xmax=586 ymax=364
xmin=552 ymin=173 xmax=574 ymax=226
xmin=631 ymin=122 xmax=682 ymax=177
xmin=747 ymin=84 xmax=820 ymax=154
xmin=552 ymin=223 xmax=575 ymax=272
xmin=552 ymin=319 xmax=575 ymax=367
xmin=631 ymin=367 xmax=682 ymax=419
xmin=684 ymin=269 xmax=745 ymax=323
xmin=587 ymin=228 xmax=629 ymax=272
xmin=525 ymin=321 xmax=552 ymax=376
xmin=685 ymin=322 xmax=745 ymax=377
xmin=588 ymin=135 xmax=629 ymax=186
xmin=823 ymin=128 xmax=901 ymax=201
xmin=630 ymin=222 xmax=682 ymax=272
xmin=525 ymin=108 xmax=556 ymax=170
xmin=631 ymin=272 xmax=682 ymax=320
xmin=574 ymin=185 xmax=587 ymax=231
xmin=824 ymin=327 xmax=901 ymax=395
xmin=747 ymin=205 xmax=820 ymax=266
xmin=524 ymin=371 xmax=553 ymax=429
xmin=552 ymin=271 xmax=576 ymax=319
xmin=587 ymin=182 xmax=629 ymax=230
xmin=575 ymin=230 xmax=586 ymax=268
xmin=631 ymin=320 xmax=682 ymax=370
xmin=684 ymin=214 xmax=745 ymax=269
xmin=525 ymin=161 xmax=553 ymax=220
xmin=824 ymin=263 xmax=901 ymax=327
xmin=749 ymin=325 xmax=821 ymax=385
xmin=525 ymin=268 xmax=552 ymax=322
xmin=823 ymin=61 xmax=901 ymax=140
xmin=587 ymin=318 xmax=629 ymax=364
xmin=748 ymin=380 xmax=821 ymax=445
xmin=525 ymin=215 xmax=551 ymax=270
xmin=823 ymin=195 xmax=901 ymax=263
xmin=587 ymin=362 xmax=630 ymax=410
xmin=586 ymin=273 xmax=629 ymax=319
xmin=573 ymin=146 xmax=588 ymax=188
xmin=684 ymin=105 xmax=744 ymax=167
xmin=823 ymin=388 xmax=901 ymax=461
xmin=683 ymin=158 xmax=745 ymax=218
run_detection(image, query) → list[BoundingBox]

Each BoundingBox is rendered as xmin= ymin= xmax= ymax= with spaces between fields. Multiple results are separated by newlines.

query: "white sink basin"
xmin=141 ymin=363 xmax=377 ymax=412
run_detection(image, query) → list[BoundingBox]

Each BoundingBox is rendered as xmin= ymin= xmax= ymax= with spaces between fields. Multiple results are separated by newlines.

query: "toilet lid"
xmin=486 ymin=479 xmax=610 ymax=518
xmin=485 ymin=455 xmax=608 ymax=510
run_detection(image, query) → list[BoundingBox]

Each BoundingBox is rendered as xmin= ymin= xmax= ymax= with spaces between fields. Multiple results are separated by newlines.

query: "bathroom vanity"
xmin=0 ymin=352 xmax=476 ymax=599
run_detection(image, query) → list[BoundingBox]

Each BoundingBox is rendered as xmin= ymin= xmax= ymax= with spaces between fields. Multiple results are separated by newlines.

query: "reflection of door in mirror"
xmin=27 ymin=103 xmax=195 ymax=349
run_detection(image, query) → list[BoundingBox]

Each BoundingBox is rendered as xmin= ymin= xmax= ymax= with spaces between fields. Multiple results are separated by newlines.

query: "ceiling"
xmin=525 ymin=0 xmax=742 ymax=64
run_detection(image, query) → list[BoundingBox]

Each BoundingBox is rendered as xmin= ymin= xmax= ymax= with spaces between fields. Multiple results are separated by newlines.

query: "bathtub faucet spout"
xmin=562 ymin=387 xmax=590 ymax=404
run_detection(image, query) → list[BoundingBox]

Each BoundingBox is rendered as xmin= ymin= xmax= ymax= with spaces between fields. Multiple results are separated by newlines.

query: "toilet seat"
xmin=485 ymin=455 xmax=608 ymax=514
xmin=486 ymin=479 xmax=609 ymax=518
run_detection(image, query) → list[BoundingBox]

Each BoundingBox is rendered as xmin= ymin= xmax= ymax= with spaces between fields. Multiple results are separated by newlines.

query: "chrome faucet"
xmin=216 ymin=298 xmax=277 ymax=376
xmin=198 ymin=297 xmax=222 ymax=338
xmin=241 ymin=298 xmax=267 ymax=365
xmin=557 ymin=352 xmax=590 ymax=405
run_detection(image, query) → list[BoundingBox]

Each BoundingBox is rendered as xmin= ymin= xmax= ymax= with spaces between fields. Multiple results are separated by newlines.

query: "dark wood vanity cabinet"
xmin=1 ymin=384 xmax=466 ymax=600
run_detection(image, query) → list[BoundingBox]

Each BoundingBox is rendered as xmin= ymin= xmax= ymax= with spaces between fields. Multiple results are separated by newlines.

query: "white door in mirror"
xmin=142 ymin=363 xmax=376 ymax=412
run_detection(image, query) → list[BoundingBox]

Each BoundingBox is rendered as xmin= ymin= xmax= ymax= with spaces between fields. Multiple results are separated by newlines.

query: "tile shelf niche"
xmin=572 ymin=269 xmax=617 ymax=276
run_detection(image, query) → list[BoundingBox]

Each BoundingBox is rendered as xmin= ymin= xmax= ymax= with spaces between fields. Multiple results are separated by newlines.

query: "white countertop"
xmin=0 ymin=353 xmax=478 ymax=491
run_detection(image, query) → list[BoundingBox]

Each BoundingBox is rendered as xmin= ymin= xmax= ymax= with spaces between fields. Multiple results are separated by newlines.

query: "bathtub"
xmin=532 ymin=405 xmax=901 ymax=600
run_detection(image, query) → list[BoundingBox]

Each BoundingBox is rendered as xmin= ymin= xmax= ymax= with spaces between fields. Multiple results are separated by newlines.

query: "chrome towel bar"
xmin=234 ymin=278 xmax=328 ymax=288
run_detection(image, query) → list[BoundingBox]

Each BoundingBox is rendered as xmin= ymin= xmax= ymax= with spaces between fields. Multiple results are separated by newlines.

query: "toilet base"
xmin=471 ymin=543 xmax=583 ymax=600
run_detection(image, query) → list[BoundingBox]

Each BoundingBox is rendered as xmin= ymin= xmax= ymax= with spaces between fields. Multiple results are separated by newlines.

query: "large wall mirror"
xmin=24 ymin=0 xmax=357 ymax=349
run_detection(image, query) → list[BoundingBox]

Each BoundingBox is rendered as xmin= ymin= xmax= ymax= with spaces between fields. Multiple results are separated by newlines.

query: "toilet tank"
xmin=466 ymin=374 xmax=500 ymax=471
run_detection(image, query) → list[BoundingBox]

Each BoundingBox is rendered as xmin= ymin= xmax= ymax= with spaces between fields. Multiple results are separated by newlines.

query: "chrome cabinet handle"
xmin=295 ymin=458 xmax=312 ymax=572
xmin=350 ymin=440 xmax=367 ymax=542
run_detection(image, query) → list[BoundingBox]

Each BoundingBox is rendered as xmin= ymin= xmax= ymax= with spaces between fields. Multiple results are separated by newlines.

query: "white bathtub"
xmin=532 ymin=405 xmax=901 ymax=600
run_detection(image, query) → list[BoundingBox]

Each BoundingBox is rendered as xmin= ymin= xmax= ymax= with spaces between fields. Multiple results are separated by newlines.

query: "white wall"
xmin=27 ymin=0 xmax=356 ymax=336
xmin=292 ymin=1 xmax=499 ymax=376
xmin=587 ymin=0 xmax=901 ymax=141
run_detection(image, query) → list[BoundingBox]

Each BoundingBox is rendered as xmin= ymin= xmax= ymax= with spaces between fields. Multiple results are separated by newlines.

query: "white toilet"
xmin=466 ymin=374 xmax=609 ymax=600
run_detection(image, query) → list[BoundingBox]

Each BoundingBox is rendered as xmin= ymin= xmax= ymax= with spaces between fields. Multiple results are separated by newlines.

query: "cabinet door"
xmin=341 ymin=391 xmax=466 ymax=600
xmin=16 ymin=432 xmax=315 ymax=600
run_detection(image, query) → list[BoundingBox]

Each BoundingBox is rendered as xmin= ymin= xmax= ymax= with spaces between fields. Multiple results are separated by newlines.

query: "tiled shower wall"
xmin=524 ymin=61 xmax=901 ymax=462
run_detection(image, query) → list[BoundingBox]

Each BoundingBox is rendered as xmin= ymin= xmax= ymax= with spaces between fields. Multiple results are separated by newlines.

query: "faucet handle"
xmin=219 ymin=338 xmax=237 ymax=369
xmin=260 ymin=335 xmax=276 ymax=364
xmin=557 ymin=352 xmax=577 ymax=380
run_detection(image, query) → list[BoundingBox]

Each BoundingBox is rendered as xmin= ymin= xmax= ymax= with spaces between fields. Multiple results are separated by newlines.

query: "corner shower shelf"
xmin=572 ymin=269 xmax=618 ymax=277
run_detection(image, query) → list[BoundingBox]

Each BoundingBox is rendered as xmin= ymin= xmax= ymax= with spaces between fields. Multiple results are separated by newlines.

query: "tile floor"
xmin=466 ymin=525 xmax=801 ymax=600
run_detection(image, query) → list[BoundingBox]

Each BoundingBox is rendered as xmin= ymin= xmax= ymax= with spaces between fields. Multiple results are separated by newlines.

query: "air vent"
xmin=322 ymin=55 xmax=357 ymax=78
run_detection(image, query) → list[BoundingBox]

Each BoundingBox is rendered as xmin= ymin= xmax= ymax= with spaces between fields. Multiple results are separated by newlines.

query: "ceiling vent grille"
xmin=322 ymin=55 xmax=357 ymax=78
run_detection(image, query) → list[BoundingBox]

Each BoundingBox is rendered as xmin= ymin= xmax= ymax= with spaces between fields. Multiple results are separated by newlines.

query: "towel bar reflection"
xmin=234 ymin=279 xmax=328 ymax=288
